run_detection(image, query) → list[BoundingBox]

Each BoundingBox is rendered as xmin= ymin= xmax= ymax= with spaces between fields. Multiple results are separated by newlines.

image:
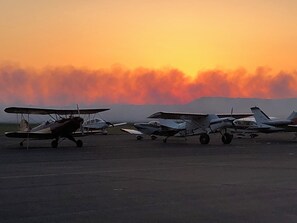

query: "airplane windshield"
xmin=148 ymin=121 xmax=160 ymax=126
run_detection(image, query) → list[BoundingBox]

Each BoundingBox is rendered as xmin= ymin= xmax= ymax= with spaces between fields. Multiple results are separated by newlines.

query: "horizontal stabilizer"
xmin=121 ymin=128 xmax=143 ymax=135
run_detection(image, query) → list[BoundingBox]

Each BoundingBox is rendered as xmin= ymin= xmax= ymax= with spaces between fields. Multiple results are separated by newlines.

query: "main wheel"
xmin=51 ymin=140 xmax=58 ymax=148
xmin=222 ymin=133 xmax=233 ymax=144
xmin=136 ymin=135 xmax=143 ymax=140
xmin=151 ymin=135 xmax=157 ymax=140
xmin=200 ymin=133 xmax=210 ymax=144
xmin=76 ymin=139 xmax=83 ymax=147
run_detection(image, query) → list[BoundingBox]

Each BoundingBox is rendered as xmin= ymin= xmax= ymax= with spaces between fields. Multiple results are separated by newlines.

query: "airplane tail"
xmin=250 ymin=106 xmax=270 ymax=125
xmin=287 ymin=111 xmax=297 ymax=124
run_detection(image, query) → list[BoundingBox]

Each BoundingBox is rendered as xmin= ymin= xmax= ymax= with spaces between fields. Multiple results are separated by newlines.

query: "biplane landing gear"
xmin=51 ymin=139 xmax=58 ymax=148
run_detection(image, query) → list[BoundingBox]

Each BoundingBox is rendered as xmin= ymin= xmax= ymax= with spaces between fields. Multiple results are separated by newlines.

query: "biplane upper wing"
xmin=4 ymin=107 xmax=110 ymax=115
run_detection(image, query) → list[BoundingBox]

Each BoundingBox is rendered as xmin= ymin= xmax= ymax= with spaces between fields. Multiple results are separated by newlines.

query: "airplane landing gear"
xmin=151 ymin=135 xmax=157 ymax=140
xmin=51 ymin=139 xmax=58 ymax=148
xmin=136 ymin=135 xmax=143 ymax=140
xmin=76 ymin=139 xmax=83 ymax=147
xmin=222 ymin=133 xmax=233 ymax=144
xmin=200 ymin=133 xmax=210 ymax=144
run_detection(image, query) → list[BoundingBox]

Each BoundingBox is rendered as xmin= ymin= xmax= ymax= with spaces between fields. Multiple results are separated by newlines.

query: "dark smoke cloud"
xmin=0 ymin=64 xmax=297 ymax=106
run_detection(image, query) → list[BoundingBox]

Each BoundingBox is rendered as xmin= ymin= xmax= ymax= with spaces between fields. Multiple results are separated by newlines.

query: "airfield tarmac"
xmin=1 ymin=133 xmax=297 ymax=223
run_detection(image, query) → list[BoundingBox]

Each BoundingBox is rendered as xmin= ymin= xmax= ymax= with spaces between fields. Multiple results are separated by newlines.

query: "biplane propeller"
xmin=4 ymin=107 xmax=109 ymax=148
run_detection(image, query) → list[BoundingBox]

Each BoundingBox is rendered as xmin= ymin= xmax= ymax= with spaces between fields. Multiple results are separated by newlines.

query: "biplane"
xmin=4 ymin=107 xmax=109 ymax=148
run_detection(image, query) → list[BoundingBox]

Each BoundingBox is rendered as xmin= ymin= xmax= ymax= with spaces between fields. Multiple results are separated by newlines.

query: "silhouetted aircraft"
xmin=5 ymin=107 xmax=109 ymax=148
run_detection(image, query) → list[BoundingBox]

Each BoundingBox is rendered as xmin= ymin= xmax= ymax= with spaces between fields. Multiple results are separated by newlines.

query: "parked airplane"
xmin=83 ymin=118 xmax=126 ymax=135
xmin=123 ymin=111 xmax=251 ymax=144
xmin=121 ymin=119 xmax=186 ymax=142
xmin=4 ymin=107 xmax=109 ymax=148
xmin=250 ymin=106 xmax=297 ymax=133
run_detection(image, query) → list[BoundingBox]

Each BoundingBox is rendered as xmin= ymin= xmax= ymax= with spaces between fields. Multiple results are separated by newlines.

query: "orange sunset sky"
xmin=1 ymin=0 xmax=297 ymax=105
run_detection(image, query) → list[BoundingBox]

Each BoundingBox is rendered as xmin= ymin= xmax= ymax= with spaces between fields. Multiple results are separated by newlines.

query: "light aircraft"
xmin=121 ymin=119 xmax=186 ymax=142
xmin=123 ymin=111 xmax=251 ymax=144
xmin=83 ymin=118 xmax=126 ymax=135
xmin=231 ymin=116 xmax=260 ymax=138
xmin=4 ymin=107 xmax=109 ymax=148
xmin=250 ymin=106 xmax=297 ymax=133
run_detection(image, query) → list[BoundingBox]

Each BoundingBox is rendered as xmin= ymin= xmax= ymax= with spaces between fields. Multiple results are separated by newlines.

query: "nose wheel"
xmin=51 ymin=139 xmax=58 ymax=148
xmin=76 ymin=139 xmax=83 ymax=147
xmin=200 ymin=133 xmax=210 ymax=144
xmin=221 ymin=133 xmax=233 ymax=144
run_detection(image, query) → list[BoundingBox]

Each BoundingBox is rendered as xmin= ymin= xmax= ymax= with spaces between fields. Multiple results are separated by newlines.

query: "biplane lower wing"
xmin=5 ymin=132 xmax=53 ymax=139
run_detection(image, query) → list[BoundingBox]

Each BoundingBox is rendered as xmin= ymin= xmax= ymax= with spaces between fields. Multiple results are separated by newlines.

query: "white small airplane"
xmin=83 ymin=118 xmax=126 ymax=135
xmin=121 ymin=119 xmax=186 ymax=142
xmin=4 ymin=107 xmax=109 ymax=148
xmin=122 ymin=111 xmax=251 ymax=144
xmin=250 ymin=106 xmax=297 ymax=133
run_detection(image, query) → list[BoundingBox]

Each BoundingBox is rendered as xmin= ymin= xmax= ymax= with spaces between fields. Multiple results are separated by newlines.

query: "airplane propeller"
xmin=77 ymin=104 xmax=84 ymax=134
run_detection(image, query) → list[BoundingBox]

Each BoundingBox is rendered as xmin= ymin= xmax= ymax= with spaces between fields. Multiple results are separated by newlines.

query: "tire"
xmin=51 ymin=140 xmax=58 ymax=148
xmin=76 ymin=140 xmax=83 ymax=147
xmin=136 ymin=135 xmax=143 ymax=140
xmin=222 ymin=133 xmax=233 ymax=144
xmin=200 ymin=133 xmax=210 ymax=144
xmin=151 ymin=135 xmax=157 ymax=140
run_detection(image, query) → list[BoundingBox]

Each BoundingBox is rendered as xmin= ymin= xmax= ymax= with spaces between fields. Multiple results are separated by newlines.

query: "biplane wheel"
xmin=222 ymin=133 xmax=233 ymax=144
xmin=136 ymin=136 xmax=143 ymax=140
xmin=76 ymin=140 xmax=83 ymax=147
xmin=200 ymin=133 xmax=210 ymax=145
xmin=51 ymin=140 xmax=58 ymax=148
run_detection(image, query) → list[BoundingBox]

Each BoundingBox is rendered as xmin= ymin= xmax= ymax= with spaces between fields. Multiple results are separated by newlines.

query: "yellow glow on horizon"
xmin=0 ymin=0 xmax=297 ymax=76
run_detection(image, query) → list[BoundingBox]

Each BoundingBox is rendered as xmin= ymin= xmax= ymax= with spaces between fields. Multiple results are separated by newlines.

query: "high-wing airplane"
xmin=121 ymin=119 xmax=186 ymax=142
xmin=250 ymin=106 xmax=297 ymax=133
xmin=83 ymin=118 xmax=126 ymax=135
xmin=148 ymin=112 xmax=244 ymax=144
xmin=4 ymin=107 xmax=109 ymax=148
xmin=123 ymin=111 xmax=251 ymax=144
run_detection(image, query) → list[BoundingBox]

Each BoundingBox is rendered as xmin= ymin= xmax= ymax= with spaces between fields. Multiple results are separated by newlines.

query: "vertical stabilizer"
xmin=287 ymin=111 xmax=297 ymax=124
xmin=251 ymin=107 xmax=270 ymax=125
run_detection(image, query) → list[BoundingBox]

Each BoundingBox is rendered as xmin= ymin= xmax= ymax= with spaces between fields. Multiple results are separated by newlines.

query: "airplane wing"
xmin=149 ymin=112 xmax=253 ymax=120
xmin=4 ymin=107 xmax=110 ymax=115
xmin=121 ymin=128 xmax=143 ymax=135
xmin=148 ymin=112 xmax=208 ymax=120
xmin=112 ymin=122 xmax=127 ymax=127
xmin=5 ymin=131 xmax=54 ymax=139
xmin=218 ymin=114 xmax=253 ymax=119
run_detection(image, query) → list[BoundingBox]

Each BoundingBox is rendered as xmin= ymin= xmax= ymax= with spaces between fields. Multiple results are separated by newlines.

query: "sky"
xmin=1 ymin=0 xmax=297 ymax=106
